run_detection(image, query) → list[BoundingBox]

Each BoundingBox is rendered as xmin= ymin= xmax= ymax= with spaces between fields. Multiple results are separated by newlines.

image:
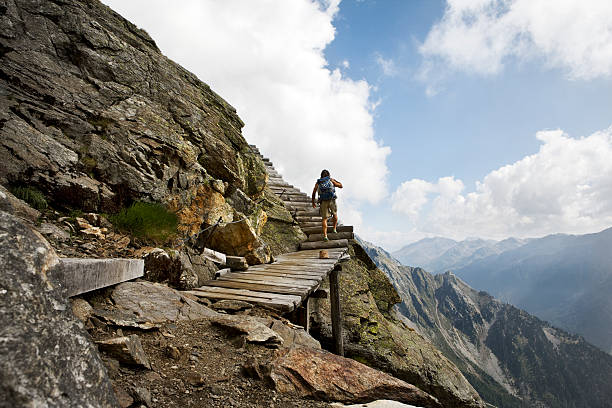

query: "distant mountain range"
xmin=392 ymin=236 xmax=528 ymax=275
xmin=391 ymin=228 xmax=612 ymax=354
xmin=361 ymin=237 xmax=612 ymax=408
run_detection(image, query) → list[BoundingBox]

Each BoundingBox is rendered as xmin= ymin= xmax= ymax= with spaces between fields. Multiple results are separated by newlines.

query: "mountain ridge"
xmin=360 ymin=236 xmax=612 ymax=408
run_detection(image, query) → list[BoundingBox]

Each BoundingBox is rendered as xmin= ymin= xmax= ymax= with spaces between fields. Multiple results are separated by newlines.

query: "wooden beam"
xmin=330 ymin=264 xmax=344 ymax=356
xmin=300 ymin=239 xmax=349 ymax=250
xmin=50 ymin=258 xmax=144 ymax=297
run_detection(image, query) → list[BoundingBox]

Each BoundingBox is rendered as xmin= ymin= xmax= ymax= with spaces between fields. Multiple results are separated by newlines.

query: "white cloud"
xmin=341 ymin=59 xmax=350 ymax=69
xmin=420 ymin=0 xmax=612 ymax=80
xmin=391 ymin=126 xmax=612 ymax=239
xmin=375 ymin=53 xmax=398 ymax=77
xmin=102 ymin=0 xmax=390 ymax=204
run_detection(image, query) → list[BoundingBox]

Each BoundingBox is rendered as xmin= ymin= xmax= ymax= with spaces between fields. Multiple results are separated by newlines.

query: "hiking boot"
xmin=332 ymin=227 xmax=337 ymax=234
xmin=323 ymin=236 xmax=329 ymax=241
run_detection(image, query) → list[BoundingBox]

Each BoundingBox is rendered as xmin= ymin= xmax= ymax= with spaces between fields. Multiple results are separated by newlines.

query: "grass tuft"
xmin=110 ymin=201 xmax=178 ymax=244
xmin=10 ymin=186 xmax=48 ymax=210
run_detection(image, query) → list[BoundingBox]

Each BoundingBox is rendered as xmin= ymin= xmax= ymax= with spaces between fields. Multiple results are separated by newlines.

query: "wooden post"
xmin=329 ymin=264 xmax=344 ymax=356
xmin=294 ymin=297 xmax=310 ymax=332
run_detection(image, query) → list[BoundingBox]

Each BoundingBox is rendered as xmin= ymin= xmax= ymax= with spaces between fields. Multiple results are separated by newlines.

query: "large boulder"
xmin=268 ymin=346 xmax=441 ymax=408
xmin=0 ymin=211 xmax=118 ymax=407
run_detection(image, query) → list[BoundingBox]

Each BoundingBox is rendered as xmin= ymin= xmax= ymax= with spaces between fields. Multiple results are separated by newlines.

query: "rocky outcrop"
xmin=0 ymin=211 xmax=118 ymax=407
xmin=311 ymin=241 xmax=485 ymax=408
xmin=0 ymin=0 xmax=301 ymax=263
xmin=268 ymin=346 xmax=441 ymax=408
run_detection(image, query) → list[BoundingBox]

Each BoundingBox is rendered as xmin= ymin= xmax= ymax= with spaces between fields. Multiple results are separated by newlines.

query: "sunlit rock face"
xmin=0 ymin=0 xmax=299 ymax=262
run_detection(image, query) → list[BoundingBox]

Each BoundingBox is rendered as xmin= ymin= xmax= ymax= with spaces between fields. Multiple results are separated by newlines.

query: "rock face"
xmin=311 ymin=241 xmax=485 ymax=408
xmin=268 ymin=346 xmax=442 ymax=408
xmin=362 ymin=238 xmax=612 ymax=408
xmin=0 ymin=211 xmax=118 ymax=407
xmin=0 ymin=0 xmax=299 ymax=263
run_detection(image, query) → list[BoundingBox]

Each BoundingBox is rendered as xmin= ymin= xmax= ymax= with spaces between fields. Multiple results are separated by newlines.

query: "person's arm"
xmin=331 ymin=178 xmax=343 ymax=188
xmin=311 ymin=183 xmax=318 ymax=208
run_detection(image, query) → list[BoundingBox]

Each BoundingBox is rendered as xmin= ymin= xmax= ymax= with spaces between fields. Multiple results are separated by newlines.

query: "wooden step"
xmin=301 ymin=225 xmax=353 ymax=235
xmin=185 ymin=287 xmax=299 ymax=312
xmin=307 ymin=232 xmax=354 ymax=242
xmin=296 ymin=216 xmax=325 ymax=222
xmin=298 ymin=222 xmax=322 ymax=228
xmin=268 ymin=182 xmax=293 ymax=188
xmin=295 ymin=209 xmax=320 ymax=217
xmin=300 ymin=239 xmax=349 ymax=250
xmin=281 ymin=196 xmax=311 ymax=203
xmin=270 ymin=187 xmax=303 ymax=194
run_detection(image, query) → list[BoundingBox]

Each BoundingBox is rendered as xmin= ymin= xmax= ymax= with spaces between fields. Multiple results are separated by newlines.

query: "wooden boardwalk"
xmin=185 ymin=248 xmax=347 ymax=312
xmin=185 ymin=145 xmax=354 ymax=318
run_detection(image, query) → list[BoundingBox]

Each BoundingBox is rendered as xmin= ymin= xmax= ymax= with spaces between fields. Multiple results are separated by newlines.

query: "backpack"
xmin=317 ymin=176 xmax=336 ymax=201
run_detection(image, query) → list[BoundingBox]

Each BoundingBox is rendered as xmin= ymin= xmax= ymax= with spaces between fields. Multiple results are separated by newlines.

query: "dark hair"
xmin=320 ymin=169 xmax=330 ymax=178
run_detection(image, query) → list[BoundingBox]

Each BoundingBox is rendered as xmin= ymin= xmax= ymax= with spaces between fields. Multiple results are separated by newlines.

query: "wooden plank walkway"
xmin=187 ymin=248 xmax=347 ymax=312
xmin=184 ymin=145 xmax=354 ymax=315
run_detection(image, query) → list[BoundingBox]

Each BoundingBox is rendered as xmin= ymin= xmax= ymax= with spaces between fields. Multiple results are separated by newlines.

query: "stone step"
xmin=301 ymin=225 xmax=353 ymax=235
xmin=49 ymin=258 xmax=144 ymax=297
xmin=307 ymin=232 xmax=354 ymax=242
xmin=300 ymin=239 xmax=349 ymax=250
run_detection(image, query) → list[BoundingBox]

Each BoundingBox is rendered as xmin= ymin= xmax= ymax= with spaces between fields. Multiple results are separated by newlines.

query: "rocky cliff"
xmin=311 ymin=241 xmax=484 ymax=408
xmin=0 ymin=0 xmax=303 ymax=265
xmin=362 ymin=238 xmax=612 ymax=408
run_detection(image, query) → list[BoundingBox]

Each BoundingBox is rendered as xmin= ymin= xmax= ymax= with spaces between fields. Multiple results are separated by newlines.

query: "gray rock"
xmin=97 ymin=335 xmax=151 ymax=369
xmin=38 ymin=222 xmax=71 ymax=241
xmin=110 ymin=281 xmax=217 ymax=323
xmin=225 ymin=255 xmax=249 ymax=271
xmin=210 ymin=315 xmax=283 ymax=347
xmin=211 ymin=299 xmax=253 ymax=312
xmin=142 ymin=248 xmax=199 ymax=290
xmin=131 ymin=386 xmax=152 ymax=407
xmin=0 ymin=184 xmax=40 ymax=223
xmin=269 ymin=320 xmax=321 ymax=349
xmin=71 ymin=297 xmax=94 ymax=324
xmin=0 ymin=211 xmax=118 ymax=407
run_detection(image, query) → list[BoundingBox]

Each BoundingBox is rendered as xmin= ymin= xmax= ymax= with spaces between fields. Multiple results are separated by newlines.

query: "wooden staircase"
xmin=250 ymin=145 xmax=354 ymax=250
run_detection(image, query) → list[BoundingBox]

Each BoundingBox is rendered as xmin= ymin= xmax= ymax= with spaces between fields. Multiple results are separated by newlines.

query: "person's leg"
xmin=322 ymin=217 xmax=328 ymax=240
xmin=331 ymin=199 xmax=338 ymax=233
xmin=321 ymin=200 xmax=330 ymax=240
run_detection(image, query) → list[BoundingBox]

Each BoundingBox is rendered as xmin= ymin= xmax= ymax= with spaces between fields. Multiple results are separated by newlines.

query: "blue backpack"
xmin=317 ymin=176 xmax=336 ymax=201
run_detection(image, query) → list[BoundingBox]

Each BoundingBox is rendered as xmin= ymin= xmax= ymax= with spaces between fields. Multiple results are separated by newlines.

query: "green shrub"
xmin=110 ymin=201 xmax=178 ymax=243
xmin=10 ymin=186 xmax=48 ymax=210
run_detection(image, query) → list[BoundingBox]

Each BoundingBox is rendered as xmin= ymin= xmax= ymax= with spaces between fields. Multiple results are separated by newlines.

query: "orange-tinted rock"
xmin=268 ymin=346 xmax=441 ymax=408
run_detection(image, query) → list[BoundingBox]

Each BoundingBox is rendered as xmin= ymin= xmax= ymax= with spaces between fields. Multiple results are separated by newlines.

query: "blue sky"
xmin=103 ymin=0 xmax=612 ymax=251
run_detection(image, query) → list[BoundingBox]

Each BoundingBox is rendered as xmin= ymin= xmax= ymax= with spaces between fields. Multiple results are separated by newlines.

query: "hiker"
xmin=311 ymin=169 xmax=343 ymax=241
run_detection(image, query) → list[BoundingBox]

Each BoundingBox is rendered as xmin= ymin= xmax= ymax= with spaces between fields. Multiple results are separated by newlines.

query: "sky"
xmin=102 ymin=0 xmax=612 ymax=251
